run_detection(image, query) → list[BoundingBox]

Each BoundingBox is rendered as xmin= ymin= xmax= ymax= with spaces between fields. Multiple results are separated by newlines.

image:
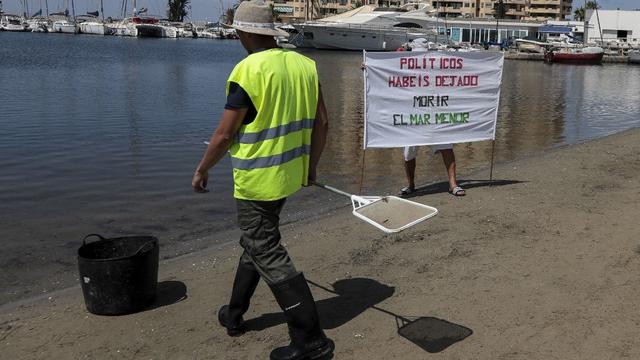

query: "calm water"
xmin=1 ymin=32 xmax=639 ymax=305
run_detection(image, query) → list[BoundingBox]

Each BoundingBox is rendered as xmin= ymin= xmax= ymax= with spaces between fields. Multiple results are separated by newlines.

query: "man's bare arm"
xmin=192 ymin=107 xmax=248 ymax=192
xmin=309 ymin=89 xmax=328 ymax=183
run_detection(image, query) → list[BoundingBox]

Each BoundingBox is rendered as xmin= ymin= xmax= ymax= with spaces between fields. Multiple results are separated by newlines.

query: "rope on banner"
xmin=489 ymin=140 xmax=496 ymax=185
xmin=358 ymin=149 xmax=367 ymax=195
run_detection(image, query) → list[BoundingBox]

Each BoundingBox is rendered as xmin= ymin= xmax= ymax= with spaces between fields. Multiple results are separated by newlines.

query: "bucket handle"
xmin=82 ymin=234 xmax=155 ymax=255
xmin=82 ymin=233 xmax=107 ymax=246
xmin=135 ymin=240 xmax=156 ymax=255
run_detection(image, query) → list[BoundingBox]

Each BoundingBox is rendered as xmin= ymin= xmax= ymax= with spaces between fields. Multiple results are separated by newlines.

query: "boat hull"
xmin=294 ymin=24 xmax=433 ymax=51
xmin=0 ymin=24 xmax=28 ymax=31
xmin=545 ymin=52 xmax=604 ymax=64
xmin=137 ymin=24 xmax=165 ymax=38
xmin=629 ymin=51 xmax=640 ymax=64
xmin=53 ymin=21 xmax=78 ymax=34
xmin=79 ymin=22 xmax=106 ymax=35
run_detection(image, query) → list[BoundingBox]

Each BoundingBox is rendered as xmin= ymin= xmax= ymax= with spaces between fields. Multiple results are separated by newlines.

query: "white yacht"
xmin=292 ymin=5 xmax=438 ymax=51
xmin=29 ymin=18 xmax=54 ymax=32
xmin=78 ymin=15 xmax=107 ymax=35
xmin=53 ymin=19 xmax=78 ymax=33
xmin=133 ymin=16 xmax=178 ymax=38
xmin=0 ymin=14 xmax=28 ymax=31
xmin=109 ymin=18 xmax=138 ymax=37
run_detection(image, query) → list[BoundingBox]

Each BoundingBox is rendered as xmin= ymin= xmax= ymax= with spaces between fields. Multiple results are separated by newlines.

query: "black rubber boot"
xmin=218 ymin=261 xmax=260 ymax=336
xmin=269 ymin=273 xmax=333 ymax=360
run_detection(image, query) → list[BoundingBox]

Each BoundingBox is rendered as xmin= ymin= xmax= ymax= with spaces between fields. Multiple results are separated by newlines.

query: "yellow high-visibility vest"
xmin=226 ymin=48 xmax=319 ymax=201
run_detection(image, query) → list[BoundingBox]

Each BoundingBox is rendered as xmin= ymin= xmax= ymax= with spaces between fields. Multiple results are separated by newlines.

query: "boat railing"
xmin=290 ymin=19 xmax=436 ymax=34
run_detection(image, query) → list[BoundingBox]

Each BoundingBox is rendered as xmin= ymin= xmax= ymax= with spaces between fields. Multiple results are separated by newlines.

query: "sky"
xmin=2 ymin=0 xmax=639 ymax=21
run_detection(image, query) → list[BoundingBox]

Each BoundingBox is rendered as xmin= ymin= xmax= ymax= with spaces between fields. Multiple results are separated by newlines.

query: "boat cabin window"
xmin=394 ymin=22 xmax=422 ymax=29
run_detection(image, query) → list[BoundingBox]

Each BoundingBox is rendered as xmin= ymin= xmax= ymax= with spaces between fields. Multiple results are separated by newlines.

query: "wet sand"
xmin=1 ymin=128 xmax=640 ymax=359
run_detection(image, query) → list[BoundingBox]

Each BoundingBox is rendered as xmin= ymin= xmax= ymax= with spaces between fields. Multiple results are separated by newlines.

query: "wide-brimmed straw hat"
xmin=225 ymin=0 xmax=289 ymax=37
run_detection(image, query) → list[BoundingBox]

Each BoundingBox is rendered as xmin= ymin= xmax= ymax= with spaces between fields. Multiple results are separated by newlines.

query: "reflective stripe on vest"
xmin=237 ymin=118 xmax=314 ymax=144
xmin=230 ymin=144 xmax=311 ymax=170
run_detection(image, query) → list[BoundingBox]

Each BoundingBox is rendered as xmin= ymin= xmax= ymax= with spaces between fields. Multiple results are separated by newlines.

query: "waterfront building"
xmin=429 ymin=0 xmax=571 ymax=21
xmin=584 ymin=9 xmax=640 ymax=45
xmin=523 ymin=0 xmax=572 ymax=21
xmin=270 ymin=0 xmax=371 ymax=21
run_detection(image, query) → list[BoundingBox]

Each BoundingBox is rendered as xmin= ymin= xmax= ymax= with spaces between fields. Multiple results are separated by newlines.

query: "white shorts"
xmin=403 ymin=144 xmax=453 ymax=161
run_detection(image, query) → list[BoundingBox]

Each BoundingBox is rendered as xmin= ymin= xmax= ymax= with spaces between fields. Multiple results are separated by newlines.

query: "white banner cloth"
xmin=364 ymin=51 xmax=504 ymax=148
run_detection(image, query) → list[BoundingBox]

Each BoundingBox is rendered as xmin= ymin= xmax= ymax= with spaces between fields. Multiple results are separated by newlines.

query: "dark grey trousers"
xmin=236 ymin=198 xmax=298 ymax=285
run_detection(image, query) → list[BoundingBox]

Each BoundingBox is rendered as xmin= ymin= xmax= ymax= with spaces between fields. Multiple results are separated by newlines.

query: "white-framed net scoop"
xmin=315 ymin=183 xmax=438 ymax=233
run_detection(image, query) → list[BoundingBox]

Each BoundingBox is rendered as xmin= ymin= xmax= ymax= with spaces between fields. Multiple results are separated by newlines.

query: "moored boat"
xmin=629 ymin=50 xmax=640 ymax=64
xmin=77 ymin=15 xmax=107 ymax=35
xmin=0 ymin=14 xmax=28 ymax=31
xmin=53 ymin=19 xmax=78 ymax=34
xmin=544 ymin=46 xmax=604 ymax=64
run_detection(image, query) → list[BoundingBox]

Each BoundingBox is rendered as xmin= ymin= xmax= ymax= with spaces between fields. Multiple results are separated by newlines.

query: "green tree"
xmin=167 ymin=0 xmax=190 ymax=22
xmin=574 ymin=1 xmax=600 ymax=21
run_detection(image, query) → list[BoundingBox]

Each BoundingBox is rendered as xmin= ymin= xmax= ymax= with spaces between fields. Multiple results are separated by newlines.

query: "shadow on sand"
xmin=143 ymin=280 xmax=188 ymax=311
xmin=245 ymin=277 xmax=395 ymax=331
xmin=403 ymin=179 xmax=526 ymax=199
xmin=246 ymin=277 xmax=472 ymax=354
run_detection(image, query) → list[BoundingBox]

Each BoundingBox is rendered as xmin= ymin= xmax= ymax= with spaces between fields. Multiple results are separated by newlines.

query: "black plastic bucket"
xmin=78 ymin=234 xmax=159 ymax=315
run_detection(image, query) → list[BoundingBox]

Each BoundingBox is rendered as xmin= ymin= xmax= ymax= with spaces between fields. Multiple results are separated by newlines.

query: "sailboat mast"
xmin=436 ymin=0 xmax=439 ymax=43
xmin=100 ymin=0 xmax=104 ymax=21
xmin=70 ymin=0 xmax=75 ymax=20
xmin=593 ymin=0 xmax=603 ymax=45
xmin=45 ymin=0 xmax=48 ymax=16
xmin=583 ymin=0 xmax=587 ymax=43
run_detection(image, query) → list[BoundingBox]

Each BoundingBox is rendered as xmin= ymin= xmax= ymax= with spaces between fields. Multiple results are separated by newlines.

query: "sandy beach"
xmin=2 ymin=128 xmax=639 ymax=359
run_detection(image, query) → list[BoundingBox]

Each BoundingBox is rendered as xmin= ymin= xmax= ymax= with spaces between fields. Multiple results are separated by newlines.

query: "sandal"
xmin=399 ymin=186 xmax=416 ymax=196
xmin=449 ymin=186 xmax=466 ymax=196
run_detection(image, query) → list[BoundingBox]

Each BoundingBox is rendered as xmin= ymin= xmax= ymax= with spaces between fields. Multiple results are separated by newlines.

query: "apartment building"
xmin=523 ymin=0 xmax=572 ymax=21
xmin=270 ymin=0 xmax=376 ymax=21
xmin=271 ymin=0 xmax=571 ymax=22
xmin=431 ymin=0 xmax=571 ymax=21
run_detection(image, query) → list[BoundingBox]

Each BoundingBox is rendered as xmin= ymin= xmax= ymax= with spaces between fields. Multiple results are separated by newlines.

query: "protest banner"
xmin=363 ymin=51 xmax=504 ymax=148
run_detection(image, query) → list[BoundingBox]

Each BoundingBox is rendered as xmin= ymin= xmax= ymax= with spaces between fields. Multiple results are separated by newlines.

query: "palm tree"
xmin=168 ymin=0 xmax=190 ymax=22
xmin=573 ymin=1 xmax=599 ymax=21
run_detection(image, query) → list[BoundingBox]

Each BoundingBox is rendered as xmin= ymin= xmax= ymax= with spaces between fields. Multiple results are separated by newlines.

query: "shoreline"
xmin=2 ymin=127 xmax=640 ymax=359
xmin=0 ymin=125 xmax=622 ymax=312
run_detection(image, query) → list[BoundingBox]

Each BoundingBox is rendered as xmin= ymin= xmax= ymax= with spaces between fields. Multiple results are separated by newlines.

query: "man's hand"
xmin=191 ymin=107 xmax=247 ymax=194
xmin=192 ymin=169 xmax=209 ymax=193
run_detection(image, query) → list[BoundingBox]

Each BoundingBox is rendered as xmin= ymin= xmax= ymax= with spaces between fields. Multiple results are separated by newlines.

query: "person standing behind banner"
xmin=399 ymin=39 xmax=465 ymax=197
xmin=191 ymin=1 xmax=332 ymax=359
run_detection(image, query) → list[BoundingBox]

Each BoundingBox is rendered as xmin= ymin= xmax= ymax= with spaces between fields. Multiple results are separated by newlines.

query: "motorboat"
xmin=292 ymin=5 xmax=438 ymax=51
xmin=515 ymin=39 xmax=545 ymax=54
xmin=0 ymin=14 xmax=28 ymax=31
xmin=109 ymin=18 xmax=138 ymax=37
xmin=544 ymin=46 xmax=604 ymax=64
xmin=77 ymin=15 xmax=107 ymax=35
xmin=629 ymin=50 xmax=640 ymax=64
xmin=133 ymin=16 xmax=162 ymax=37
xmin=79 ymin=21 xmax=107 ymax=35
xmin=26 ymin=17 xmax=53 ymax=32
xmin=53 ymin=19 xmax=78 ymax=34
xmin=132 ymin=17 xmax=177 ymax=38
xmin=195 ymin=26 xmax=223 ymax=39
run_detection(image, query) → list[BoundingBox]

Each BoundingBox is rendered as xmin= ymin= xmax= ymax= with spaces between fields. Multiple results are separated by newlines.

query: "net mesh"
xmin=354 ymin=196 xmax=437 ymax=231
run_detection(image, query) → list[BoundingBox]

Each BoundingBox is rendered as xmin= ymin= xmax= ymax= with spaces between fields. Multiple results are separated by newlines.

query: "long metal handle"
xmin=313 ymin=182 xmax=353 ymax=199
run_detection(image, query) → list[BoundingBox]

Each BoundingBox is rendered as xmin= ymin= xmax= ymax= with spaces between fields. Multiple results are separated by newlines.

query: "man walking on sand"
xmin=191 ymin=1 xmax=332 ymax=359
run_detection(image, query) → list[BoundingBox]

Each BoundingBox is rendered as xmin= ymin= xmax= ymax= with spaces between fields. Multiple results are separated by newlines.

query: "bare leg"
xmin=403 ymin=158 xmax=416 ymax=190
xmin=440 ymin=149 xmax=464 ymax=194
